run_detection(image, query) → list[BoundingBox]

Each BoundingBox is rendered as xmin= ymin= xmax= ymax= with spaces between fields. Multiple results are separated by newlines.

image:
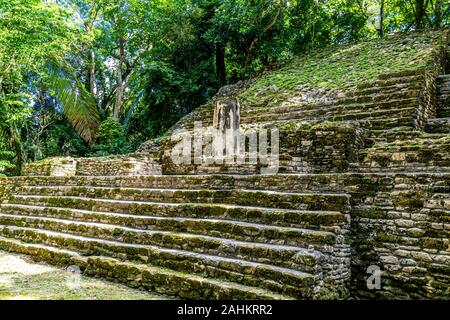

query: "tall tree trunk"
xmin=87 ymin=50 xmax=95 ymax=94
xmin=415 ymin=0 xmax=426 ymax=30
xmin=311 ymin=0 xmax=317 ymax=47
xmin=10 ymin=126 xmax=22 ymax=175
xmin=378 ymin=0 xmax=385 ymax=38
xmin=114 ymin=36 xmax=125 ymax=120
xmin=84 ymin=17 xmax=96 ymax=96
xmin=216 ymin=44 xmax=226 ymax=86
xmin=243 ymin=0 xmax=286 ymax=74
xmin=435 ymin=0 xmax=442 ymax=28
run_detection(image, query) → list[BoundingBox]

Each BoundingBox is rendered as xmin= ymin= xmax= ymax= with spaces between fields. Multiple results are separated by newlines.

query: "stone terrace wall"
xmin=278 ymin=121 xmax=364 ymax=173
xmin=159 ymin=121 xmax=363 ymax=175
xmin=22 ymin=153 xmax=161 ymax=177
xmin=76 ymin=153 xmax=161 ymax=176
xmin=349 ymin=173 xmax=450 ymax=299
xmin=21 ymin=157 xmax=77 ymax=177
xmin=437 ymin=75 xmax=450 ymax=117
xmin=1 ymin=171 xmax=448 ymax=299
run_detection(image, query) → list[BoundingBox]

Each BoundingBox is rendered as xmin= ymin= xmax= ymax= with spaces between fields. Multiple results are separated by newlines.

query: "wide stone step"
xmin=183 ymin=87 xmax=422 ymax=127
xmin=0 ymin=235 xmax=293 ymax=299
xmin=0 ymin=204 xmax=337 ymax=247
xmin=6 ymin=173 xmax=447 ymax=195
xmin=240 ymin=96 xmax=419 ymax=119
xmin=359 ymin=155 xmax=450 ymax=171
xmin=347 ymin=79 xmax=423 ymax=97
xmin=366 ymin=128 xmax=417 ymax=138
xmin=0 ymin=215 xmax=324 ymax=272
xmin=184 ymin=102 xmax=420 ymax=131
xmin=366 ymin=138 xmax=450 ymax=153
xmin=250 ymin=116 xmax=416 ymax=132
xmin=0 ymin=225 xmax=319 ymax=298
xmin=358 ymin=72 xmax=424 ymax=87
xmin=161 ymin=163 xmax=262 ymax=175
xmin=356 ymin=116 xmax=417 ymax=130
xmin=364 ymin=129 xmax=419 ymax=146
xmin=3 ymin=195 xmax=347 ymax=229
xmin=241 ymin=106 xmax=417 ymax=124
xmin=351 ymin=164 xmax=450 ymax=173
xmin=362 ymin=135 xmax=450 ymax=151
xmin=6 ymin=187 xmax=351 ymax=212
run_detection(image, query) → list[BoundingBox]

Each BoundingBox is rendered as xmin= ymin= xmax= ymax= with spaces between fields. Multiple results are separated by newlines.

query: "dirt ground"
xmin=0 ymin=250 xmax=173 ymax=300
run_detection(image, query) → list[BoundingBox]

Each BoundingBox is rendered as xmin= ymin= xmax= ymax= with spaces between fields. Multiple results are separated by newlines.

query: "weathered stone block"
xmin=22 ymin=157 xmax=77 ymax=177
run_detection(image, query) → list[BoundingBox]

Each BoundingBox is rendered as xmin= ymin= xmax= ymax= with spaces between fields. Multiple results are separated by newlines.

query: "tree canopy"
xmin=0 ymin=0 xmax=448 ymax=174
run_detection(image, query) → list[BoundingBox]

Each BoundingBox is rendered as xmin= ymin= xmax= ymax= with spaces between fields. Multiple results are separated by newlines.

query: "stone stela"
xmin=213 ymin=99 xmax=241 ymax=157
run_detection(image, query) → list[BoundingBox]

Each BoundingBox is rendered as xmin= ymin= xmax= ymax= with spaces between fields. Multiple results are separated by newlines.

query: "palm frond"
xmin=47 ymin=68 xmax=100 ymax=145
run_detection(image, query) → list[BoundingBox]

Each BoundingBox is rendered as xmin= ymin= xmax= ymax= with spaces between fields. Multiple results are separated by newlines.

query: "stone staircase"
xmin=437 ymin=74 xmax=450 ymax=118
xmin=0 ymin=177 xmax=351 ymax=299
xmin=0 ymin=31 xmax=449 ymax=300
xmin=355 ymin=132 xmax=450 ymax=172
xmin=357 ymin=46 xmax=450 ymax=173
xmin=156 ymin=68 xmax=437 ymax=176
xmin=181 ymin=72 xmax=424 ymax=131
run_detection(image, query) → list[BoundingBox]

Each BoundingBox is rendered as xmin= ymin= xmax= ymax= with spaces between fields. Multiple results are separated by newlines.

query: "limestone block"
xmin=76 ymin=153 xmax=162 ymax=176
xmin=22 ymin=153 xmax=162 ymax=177
xmin=22 ymin=157 xmax=77 ymax=177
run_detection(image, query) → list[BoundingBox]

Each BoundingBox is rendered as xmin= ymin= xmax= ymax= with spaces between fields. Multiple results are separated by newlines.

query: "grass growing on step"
xmin=238 ymin=30 xmax=444 ymax=108
xmin=375 ymin=134 xmax=450 ymax=148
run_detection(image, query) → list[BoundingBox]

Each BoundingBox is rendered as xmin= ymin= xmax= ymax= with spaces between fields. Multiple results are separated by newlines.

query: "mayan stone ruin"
xmin=0 ymin=30 xmax=449 ymax=300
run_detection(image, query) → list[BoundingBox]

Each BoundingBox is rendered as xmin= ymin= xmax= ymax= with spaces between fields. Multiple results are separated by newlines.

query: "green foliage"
xmin=0 ymin=0 xmax=448 ymax=166
xmin=0 ymin=0 xmax=86 ymax=169
xmin=382 ymin=0 xmax=449 ymax=31
xmin=47 ymin=67 xmax=100 ymax=145
xmin=89 ymin=118 xmax=131 ymax=156
xmin=239 ymin=30 xmax=442 ymax=108
xmin=0 ymin=150 xmax=15 ymax=176
xmin=23 ymin=116 xmax=90 ymax=162
xmin=0 ymin=135 xmax=15 ymax=176
xmin=0 ymin=92 xmax=33 ymax=173
xmin=96 ymin=118 xmax=125 ymax=145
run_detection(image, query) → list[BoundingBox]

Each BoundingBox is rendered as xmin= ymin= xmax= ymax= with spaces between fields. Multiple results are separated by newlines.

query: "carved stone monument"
xmin=213 ymin=99 xmax=240 ymax=132
xmin=213 ymin=99 xmax=241 ymax=160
